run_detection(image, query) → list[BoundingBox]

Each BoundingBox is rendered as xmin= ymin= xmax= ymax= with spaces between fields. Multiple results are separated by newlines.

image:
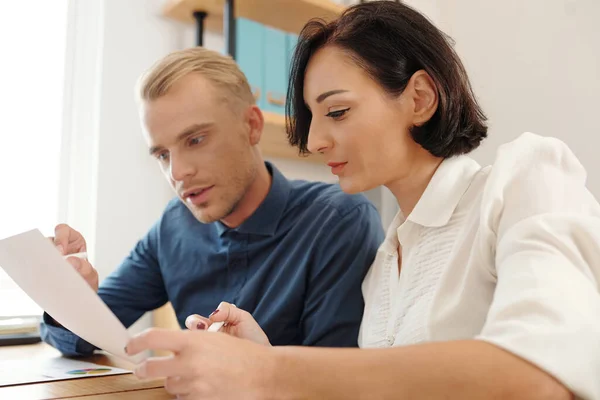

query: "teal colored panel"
xmin=235 ymin=18 xmax=265 ymax=108
xmin=263 ymin=26 xmax=288 ymax=114
xmin=285 ymin=33 xmax=299 ymax=116
xmin=286 ymin=33 xmax=299 ymax=78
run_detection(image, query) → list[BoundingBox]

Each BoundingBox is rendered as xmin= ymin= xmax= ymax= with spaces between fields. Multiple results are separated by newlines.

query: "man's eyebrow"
xmin=148 ymin=122 xmax=214 ymax=156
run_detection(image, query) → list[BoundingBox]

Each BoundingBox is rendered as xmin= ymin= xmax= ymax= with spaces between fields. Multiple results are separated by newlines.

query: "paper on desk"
xmin=0 ymin=357 xmax=131 ymax=387
xmin=0 ymin=229 xmax=146 ymax=364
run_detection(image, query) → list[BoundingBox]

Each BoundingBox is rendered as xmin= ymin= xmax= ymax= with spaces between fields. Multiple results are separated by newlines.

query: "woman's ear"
xmin=407 ymin=70 xmax=439 ymax=126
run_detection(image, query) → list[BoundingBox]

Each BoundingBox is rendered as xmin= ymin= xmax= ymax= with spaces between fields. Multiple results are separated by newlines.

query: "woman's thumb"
xmin=209 ymin=302 xmax=240 ymax=324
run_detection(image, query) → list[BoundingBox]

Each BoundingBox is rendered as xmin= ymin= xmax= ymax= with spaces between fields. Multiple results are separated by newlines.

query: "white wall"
xmin=404 ymin=0 xmax=441 ymax=26
xmin=92 ymin=0 xmax=182 ymax=280
xmin=441 ymin=0 xmax=600 ymax=194
xmin=65 ymin=0 xmax=189 ymax=332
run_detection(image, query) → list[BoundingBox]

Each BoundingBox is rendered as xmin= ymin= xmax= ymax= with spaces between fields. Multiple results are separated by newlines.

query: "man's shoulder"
xmin=288 ymin=180 xmax=376 ymax=219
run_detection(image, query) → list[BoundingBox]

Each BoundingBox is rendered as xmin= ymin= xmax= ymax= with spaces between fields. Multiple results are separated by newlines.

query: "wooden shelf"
xmin=261 ymin=111 xmax=324 ymax=163
xmin=163 ymin=0 xmax=344 ymax=34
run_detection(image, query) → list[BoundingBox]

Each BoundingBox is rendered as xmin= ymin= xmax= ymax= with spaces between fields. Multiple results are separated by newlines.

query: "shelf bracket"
xmin=193 ymin=11 xmax=208 ymax=46
xmin=191 ymin=0 xmax=236 ymax=60
xmin=224 ymin=0 xmax=236 ymax=59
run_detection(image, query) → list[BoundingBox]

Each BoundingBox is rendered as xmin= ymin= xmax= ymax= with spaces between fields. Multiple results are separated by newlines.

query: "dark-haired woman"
xmin=126 ymin=2 xmax=600 ymax=399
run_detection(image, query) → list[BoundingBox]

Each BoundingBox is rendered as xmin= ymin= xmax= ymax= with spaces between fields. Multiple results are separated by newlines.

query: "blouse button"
xmin=387 ymin=335 xmax=395 ymax=345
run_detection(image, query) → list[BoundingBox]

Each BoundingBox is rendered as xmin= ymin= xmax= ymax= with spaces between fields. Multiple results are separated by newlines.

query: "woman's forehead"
xmin=304 ymin=48 xmax=371 ymax=97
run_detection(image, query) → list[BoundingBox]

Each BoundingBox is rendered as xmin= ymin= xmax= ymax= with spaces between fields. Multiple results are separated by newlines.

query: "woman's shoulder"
xmin=479 ymin=132 xmax=597 ymax=236
xmin=492 ymin=132 xmax=585 ymax=178
xmin=486 ymin=132 xmax=587 ymax=194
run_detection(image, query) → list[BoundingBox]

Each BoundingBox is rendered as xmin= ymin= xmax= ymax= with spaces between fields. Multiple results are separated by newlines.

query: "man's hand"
xmin=184 ymin=302 xmax=271 ymax=346
xmin=51 ymin=224 xmax=99 ymax=292
xmin=126 ymin=328 xmax=276 ymax=399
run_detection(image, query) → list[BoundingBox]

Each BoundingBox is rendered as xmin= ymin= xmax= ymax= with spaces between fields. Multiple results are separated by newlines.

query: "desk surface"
xmin=0 ymin=342 xmax=173 ymax=399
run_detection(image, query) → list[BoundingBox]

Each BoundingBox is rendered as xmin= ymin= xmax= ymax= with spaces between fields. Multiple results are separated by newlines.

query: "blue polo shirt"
xmin=41 ymin=163 xmax=385 ymax=355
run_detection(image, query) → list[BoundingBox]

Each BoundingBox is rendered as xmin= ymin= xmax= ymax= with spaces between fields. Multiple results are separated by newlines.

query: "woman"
xmin=126 ymin=2 xmax=600 ymax=398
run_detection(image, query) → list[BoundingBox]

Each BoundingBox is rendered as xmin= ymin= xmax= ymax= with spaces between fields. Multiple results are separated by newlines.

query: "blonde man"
xmin=42 ymin=47 xmax=384 ymax=354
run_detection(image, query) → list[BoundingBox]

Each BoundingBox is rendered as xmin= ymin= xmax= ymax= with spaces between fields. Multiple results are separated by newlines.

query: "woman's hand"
xmin=125 ymin=328 xmax=277 ymax=400
xmin=184 ymin=302 xmax=271 ymax=346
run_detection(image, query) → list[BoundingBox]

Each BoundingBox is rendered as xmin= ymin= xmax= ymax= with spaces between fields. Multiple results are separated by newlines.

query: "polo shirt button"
xmin=387 ymin=335 xmax=395 ymax=345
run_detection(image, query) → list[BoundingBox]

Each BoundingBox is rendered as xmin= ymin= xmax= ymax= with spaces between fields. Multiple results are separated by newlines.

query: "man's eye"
xmin=189 ymin=136 xmax=205 ymax=146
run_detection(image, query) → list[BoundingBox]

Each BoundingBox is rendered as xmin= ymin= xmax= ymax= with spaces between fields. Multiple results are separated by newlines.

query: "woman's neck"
xmin=386 ymin=155 xmax=443 ymax=217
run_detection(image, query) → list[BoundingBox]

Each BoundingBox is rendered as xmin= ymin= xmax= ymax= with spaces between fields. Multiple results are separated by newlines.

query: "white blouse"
xmin=358 ymin=133 xmax=600 ymax=399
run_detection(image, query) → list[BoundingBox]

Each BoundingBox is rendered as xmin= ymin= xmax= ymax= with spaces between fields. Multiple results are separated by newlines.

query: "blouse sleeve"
xmin=475 ymin=132 xmax=600 ymax=400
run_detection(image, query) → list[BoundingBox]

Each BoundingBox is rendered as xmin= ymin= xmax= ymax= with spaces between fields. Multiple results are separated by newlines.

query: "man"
xmin=42 ymin=47 xmax=384 ymax=355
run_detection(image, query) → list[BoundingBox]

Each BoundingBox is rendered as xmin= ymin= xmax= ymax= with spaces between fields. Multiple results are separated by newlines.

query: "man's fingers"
xmin=65 ymin=256 xmax=82 ymax=270
xmin=64 ymin=256 xmax=97 ymax=290
xmin=185 ymin=314 xmax=210 ymax=331
xmin=126 ymin=328 xmax=189 ymax=356
xmin=66 ymin=257 xmax=92 ymax=274
xmin=48 ymin=236 xmax=62 ymax=254
xmin=53 ymin=224 xmax=86 ymax=254
xmin=65 ymin=257 xmax=95 ymax=279
xmin=53 ymin=224 xmax=71 ymax=250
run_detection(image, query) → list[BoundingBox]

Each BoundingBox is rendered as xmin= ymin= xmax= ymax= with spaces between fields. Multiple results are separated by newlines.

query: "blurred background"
xmin=0 ymin=0 xmax=598 ymax=333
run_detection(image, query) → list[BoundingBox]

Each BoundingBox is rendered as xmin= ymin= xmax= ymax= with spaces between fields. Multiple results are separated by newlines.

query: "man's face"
xmin=141 ymin=73 xmax=258 ymax=223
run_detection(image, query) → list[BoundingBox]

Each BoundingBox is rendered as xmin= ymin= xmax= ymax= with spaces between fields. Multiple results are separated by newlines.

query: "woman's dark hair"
xmin=286 ymin=1 xmax=487 ymax=158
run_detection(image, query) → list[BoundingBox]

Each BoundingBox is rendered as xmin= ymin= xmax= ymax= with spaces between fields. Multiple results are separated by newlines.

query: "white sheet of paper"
xmin=0 ymin=357 xmax=131 ymax=387
xmin=0 ymin=229 xmax=146 ymax=364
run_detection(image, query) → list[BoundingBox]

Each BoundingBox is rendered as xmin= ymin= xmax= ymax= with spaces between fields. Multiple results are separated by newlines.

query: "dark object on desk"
xmin=0 ymin=332 xmax=41 ymax=346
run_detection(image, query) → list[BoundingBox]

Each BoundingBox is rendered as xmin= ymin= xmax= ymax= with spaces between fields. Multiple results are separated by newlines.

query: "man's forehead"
xmin=147 ymin=80 xmax=236 ymax=117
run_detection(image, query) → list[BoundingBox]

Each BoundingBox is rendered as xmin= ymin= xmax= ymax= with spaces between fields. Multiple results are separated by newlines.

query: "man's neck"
xmin=220 ymin=162 xmax=272 ymax=229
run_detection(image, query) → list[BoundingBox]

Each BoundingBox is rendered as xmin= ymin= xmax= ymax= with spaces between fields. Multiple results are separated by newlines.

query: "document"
xmin=0 ymin=229 xmax=146 ymax=364
xmin=0 ymin=357 xmax=131 ymax=387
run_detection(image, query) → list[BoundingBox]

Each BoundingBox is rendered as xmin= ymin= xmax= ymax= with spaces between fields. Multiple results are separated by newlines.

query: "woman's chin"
xmin=338 ymin=176 xmax=377 ymax=194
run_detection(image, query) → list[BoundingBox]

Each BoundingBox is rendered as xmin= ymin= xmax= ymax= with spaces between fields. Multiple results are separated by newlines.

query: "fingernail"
xmin=57 ymin=245 xmax=64 ymax=255
xmin=196 ymin=321 xmax=206 ymax=330
xmin=209 ymin=309 xmax=220 ymax=318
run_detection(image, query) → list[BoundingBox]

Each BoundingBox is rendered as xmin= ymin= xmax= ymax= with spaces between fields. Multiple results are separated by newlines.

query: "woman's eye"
xmin=326 ymin=108 xmax=350 ymax=119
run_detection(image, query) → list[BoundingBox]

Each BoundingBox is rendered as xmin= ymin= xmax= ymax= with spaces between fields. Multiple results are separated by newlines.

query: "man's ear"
xmin=245 ymin=105 xmax=264 ymax=146
xmin=407 ymin=70 xmax=438 ymax=127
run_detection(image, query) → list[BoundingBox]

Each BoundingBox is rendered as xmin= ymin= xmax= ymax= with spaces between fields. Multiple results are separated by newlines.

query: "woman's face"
xmin=303 ymin=45 xmax=438 ymax=194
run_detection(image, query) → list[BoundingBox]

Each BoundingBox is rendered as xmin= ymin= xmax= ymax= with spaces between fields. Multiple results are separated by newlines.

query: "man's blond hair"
xmin=138 ymin=47 xmax=255 ymax=108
